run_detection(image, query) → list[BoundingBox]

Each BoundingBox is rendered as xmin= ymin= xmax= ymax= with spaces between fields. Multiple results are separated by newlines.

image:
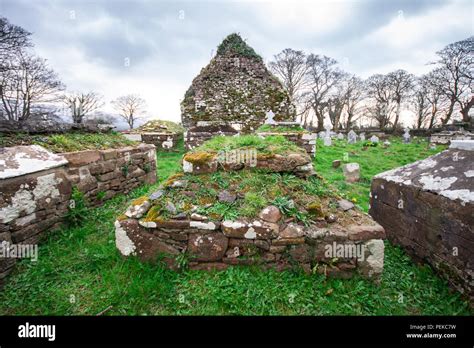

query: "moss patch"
xmin=183 ymin=151 xmax=216 ymax=165
xmin=192 ymin=134 xmax=305 ymax=156
xmin=0 ymin=131 xmax=136 ymax=153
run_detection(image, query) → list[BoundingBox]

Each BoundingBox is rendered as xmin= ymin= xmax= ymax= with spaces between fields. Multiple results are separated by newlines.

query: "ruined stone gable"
xmin=180 ymin=33 xmax=295 ymax=133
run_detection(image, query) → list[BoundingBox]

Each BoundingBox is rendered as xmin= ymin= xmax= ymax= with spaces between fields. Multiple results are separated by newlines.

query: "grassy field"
xmin=0 ymin=136 xmax=471 ymax=315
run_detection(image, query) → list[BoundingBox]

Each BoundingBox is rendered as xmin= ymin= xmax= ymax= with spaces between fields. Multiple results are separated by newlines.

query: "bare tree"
xmin=111 ymin=94 xmax=147 ymax=129
xmin=0 ymin=50 xmax=64 ymax=123
xmin=341 ymin=75 xmax=365 ymax=129
xmin=326 ymin=74 xmax=349 ymax=131
xmin=0 ymin=17 xmax=31 ymax=63
xmin=305 ymin=54 xmax=344 ymax=130
xmin=386 ymin=69 xmax=415 ymax=129
xmin=269 ymin=48 xmax=309 ymax=107
xmin=366 ymin=74 xmax=394 ymax=129
xmin=411 ymin=77 xmax=431 ymax=129
xmin=432 ymin=36 xmax=473 ymax=124
xmin=63 ymin=92 xmax=104 ymax=123
xmin=420 ymin=70 xmax=447 ymax=129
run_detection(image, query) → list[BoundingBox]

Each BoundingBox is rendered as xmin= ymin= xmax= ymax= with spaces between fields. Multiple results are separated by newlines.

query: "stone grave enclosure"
xmin=115 ymin=137 xmax=386 ymax=280
xmin=123 ymin=120 xmax=184 ymax=151
xmin=370 ymin=140 xmax=474 ymax=304
xmin=0 ymin=143 xmax=157 ymax=286
xmin=256 ymin=122 xmax=317 ymax=158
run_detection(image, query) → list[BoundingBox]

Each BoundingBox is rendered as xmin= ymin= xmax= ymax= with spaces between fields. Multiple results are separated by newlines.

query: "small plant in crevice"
xmin=96 ymin=191 xmax=106 ymax=201
xmin=143 ymin=163 xmax=151 ymax=174
xmin=66 ymin=187 xmax=88 ymax=227
xmin=121 ymin=159 xmax=132 ymax=177
xmin=174 ymin=252 xmax=193 ymax=271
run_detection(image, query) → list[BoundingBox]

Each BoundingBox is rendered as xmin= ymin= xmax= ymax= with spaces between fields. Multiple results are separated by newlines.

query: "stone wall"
xmin=116 ymin=205 xmax=386 ymax=280
xmin=62 ymin=144 xmax=157 ymax=206
xmin=257 ymin=131 xmax=317 ymax=157
xmin=184 ymin=124 xmax=238 ymax=151
xmin=140 ymin=133 xmax=181 ymax=151
xmin=369 ymin=140 xmax=474 ymax=305
xmin=0 ymin=144 xmax=157 ymax=287
xmin=182 ymin=150 xmax=316 ymax=178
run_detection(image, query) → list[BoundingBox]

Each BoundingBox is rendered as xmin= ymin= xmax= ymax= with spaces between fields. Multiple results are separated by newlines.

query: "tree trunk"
xmin=442 ymin=97 xmax=456 ymax=125
xmin=460 ymin=96 xmax=474 ymax=122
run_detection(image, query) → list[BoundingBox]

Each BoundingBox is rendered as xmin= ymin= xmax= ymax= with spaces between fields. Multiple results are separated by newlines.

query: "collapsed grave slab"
xmin=369 ymin=140 xmax=474 ymax=304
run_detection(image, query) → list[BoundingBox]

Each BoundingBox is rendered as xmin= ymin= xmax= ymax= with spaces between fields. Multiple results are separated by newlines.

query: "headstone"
xmin=347 ymin=130 xmax=357 ymax=144
xmin=265 ymin=110 xmax=276 ymax=125
xmin=323 ymin=124 xmax=332 ymax=146
xmin=342 ymin=163 xmax=360 ymax=183
xmin=369 ymin=135 xmax=379 ymax=143
xmin=402 ymin=128 xmax=411 ymax=143
xmin=332 ymin=160 xmax=341 ymax=168
xmin=383 ymin=140 xmax=391 ymax=146
xmin=337 ymin=133 xmax=344 ymax=140
xmin=359 ymin=132 xmax=366 ymax=141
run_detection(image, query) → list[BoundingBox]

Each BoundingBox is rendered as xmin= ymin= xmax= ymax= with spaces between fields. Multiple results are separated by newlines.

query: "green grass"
xmin=256 ymin=124 xmax=306 ymax=133
xmin=0 ymin=131 xmax=136 ymax=153
xmin=315 ymin=136 xmax=446 ymax=212
xmin=0 ymin=136 xmax=471 ymax=315
xmin=193 ymin=134 xmax=305 ymax=155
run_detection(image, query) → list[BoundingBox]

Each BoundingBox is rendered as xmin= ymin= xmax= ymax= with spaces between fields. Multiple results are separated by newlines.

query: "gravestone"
xmin=370 ymin=135 xmax=379 ymax=143
xmin=323 ymin=125 xmax=332 ymax=146
xmin=337 ymin=133 xmax=344 ymax=140
xmin=265 ymin=110 xmax=276 ymax=125
xmin=403 ymin=128 xmax=411 ymax=143
xmin=342 ymin=163 xmax=360 ymax=183
xmin=359 ymin=132 xmax=366 ymax=141
xmin=347 ymin=130 xmax=357 ymax=144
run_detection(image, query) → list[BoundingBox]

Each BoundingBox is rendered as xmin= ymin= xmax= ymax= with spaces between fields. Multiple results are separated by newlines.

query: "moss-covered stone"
xmin=183 ymin=152 xmax=216 ymax=165
xmin=180 ymin=33 xmax=296 ymax=133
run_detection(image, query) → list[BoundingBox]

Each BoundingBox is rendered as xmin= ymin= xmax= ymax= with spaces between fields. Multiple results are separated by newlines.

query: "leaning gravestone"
xmin=347 ymin=130 xmax=357 ymax=144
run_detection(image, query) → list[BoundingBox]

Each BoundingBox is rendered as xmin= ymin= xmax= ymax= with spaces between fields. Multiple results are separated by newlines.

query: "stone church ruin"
xmin=181 ymin=33 xmax=295 ymax=149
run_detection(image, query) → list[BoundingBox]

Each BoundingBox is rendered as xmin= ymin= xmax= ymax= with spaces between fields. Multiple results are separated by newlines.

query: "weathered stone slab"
xmin=370 ymin=143 xmax=474 ymax=303
xmin=0 ymin=145 xmax=67 ymax=179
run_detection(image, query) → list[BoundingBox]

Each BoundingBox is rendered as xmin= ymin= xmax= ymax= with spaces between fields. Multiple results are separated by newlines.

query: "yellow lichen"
xmin=198 ymin=196 xmax=215 ymax=205
xmin=163 ymin=172 xmax=185 ymax=187
xmin=117 ymin=214 xmax=128 ymax=221
xmin=183 ymin=151 xmax=215 ymax=165
xmin=143 ymin=206 xmax=165 ymax=222
xmin=131 ymin=196 xmax=149 ymax=206
xmin=307 ymin=201 xmax=325 ymax=217
xmin=257 ymin=153 xmax=275 ymax=160
xmin=182 ymin=201 xmax=194 ymax=211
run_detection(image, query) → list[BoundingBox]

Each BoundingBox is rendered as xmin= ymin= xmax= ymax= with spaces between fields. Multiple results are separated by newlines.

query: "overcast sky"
xmin=1 ymin=0 xmax=472 ymax=126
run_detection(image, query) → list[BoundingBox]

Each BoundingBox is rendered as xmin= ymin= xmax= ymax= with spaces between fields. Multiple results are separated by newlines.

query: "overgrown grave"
xmin=116 ymin=135 xmax=386 ymax=279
